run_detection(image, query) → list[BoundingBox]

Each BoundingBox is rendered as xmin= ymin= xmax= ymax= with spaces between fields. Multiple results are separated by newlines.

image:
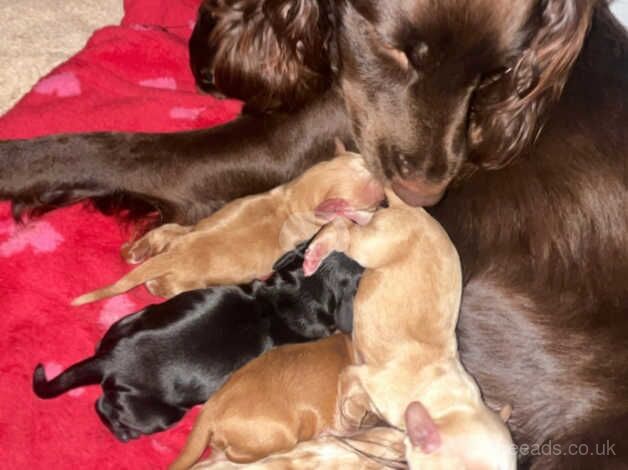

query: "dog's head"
xmin=198 ymin=0 xmax=596 ymax=202
xmin=189 ymin=0 xmax=336 ymax=113
xmin=334 ymin=0 xmax=596 ymax=206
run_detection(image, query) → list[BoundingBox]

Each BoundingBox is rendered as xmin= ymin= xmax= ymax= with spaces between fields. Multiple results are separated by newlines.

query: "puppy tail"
xmin=33 ymin=358 xmax=104 ymax=399
xmin=169 ymin=403 xmax=216 ymax=470
xmin=71 ymin=255 xmax=172 ymax=305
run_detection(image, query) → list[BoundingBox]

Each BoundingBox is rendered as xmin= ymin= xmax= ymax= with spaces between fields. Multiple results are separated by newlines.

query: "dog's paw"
xmin=121 ymin=239 xmax=153 ymax=264
xmin=145 ymin=276 xmax=181 ymax=298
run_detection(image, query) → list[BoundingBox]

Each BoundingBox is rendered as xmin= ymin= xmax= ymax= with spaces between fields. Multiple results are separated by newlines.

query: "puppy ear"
xmin=303 ymin=218 xmax=352 ymax=276
xmin=404 ymin=401 xmax=442 ymax=453
xmin=468 ymin=0 xmax=595 ymax=169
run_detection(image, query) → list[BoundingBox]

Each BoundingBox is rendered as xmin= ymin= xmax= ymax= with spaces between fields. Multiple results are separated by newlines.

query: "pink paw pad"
xmin=98 ymin=296 xmax=137 ymax=329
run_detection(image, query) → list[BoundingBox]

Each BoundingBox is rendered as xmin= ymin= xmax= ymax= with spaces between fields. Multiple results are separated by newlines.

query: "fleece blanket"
xmin=0 ymin=0 xmax=243 ymax=468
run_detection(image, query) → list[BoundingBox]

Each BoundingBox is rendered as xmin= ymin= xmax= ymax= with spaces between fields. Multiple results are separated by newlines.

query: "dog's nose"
xmin=393 ymin=153 xmax=414 ymax=179
xmin=391 ymin=177 xmax=447 ymax=207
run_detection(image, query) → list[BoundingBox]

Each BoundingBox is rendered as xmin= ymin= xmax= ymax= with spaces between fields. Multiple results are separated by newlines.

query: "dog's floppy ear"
xmin=264 ymin=0 xmax=336 ymax=69
xmin=468 ymin=0 xmax=595 ymax=169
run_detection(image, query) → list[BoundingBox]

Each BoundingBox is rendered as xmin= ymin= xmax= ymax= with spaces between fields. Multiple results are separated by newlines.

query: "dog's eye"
xmin=405 ymin=42 xmax=429 ymax=69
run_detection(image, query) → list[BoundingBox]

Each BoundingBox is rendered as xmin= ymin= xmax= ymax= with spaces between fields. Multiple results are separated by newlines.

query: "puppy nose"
xmin=391 ymin=177 xmax=448 ymax=207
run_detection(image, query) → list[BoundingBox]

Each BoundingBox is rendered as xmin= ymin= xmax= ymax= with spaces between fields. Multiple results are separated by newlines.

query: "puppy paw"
xmin=121 ymin=239 xmax=153 ymax=264
xmin=145 ymin=277 xmax=181 ymax=298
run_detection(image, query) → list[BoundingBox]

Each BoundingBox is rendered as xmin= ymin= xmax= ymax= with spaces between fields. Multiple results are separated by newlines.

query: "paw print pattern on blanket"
xmin=98 ymin=295 xmax=139 ymax=329
xmin=33 ymin=71 xmax=82 ymax=97
xmin=0 ymin=219 xmax=64 ymax=257
xmin=139 ymin=77 xmax=178 ymax=90
xmin=169 ymin=106 xmax=206 ymax=120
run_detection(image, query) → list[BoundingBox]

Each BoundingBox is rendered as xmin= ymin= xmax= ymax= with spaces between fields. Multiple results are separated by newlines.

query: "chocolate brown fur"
xmin=1 ymin=2 xmax=627 ymax=467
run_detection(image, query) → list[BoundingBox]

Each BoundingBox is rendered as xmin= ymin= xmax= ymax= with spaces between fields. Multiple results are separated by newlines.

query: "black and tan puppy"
xmin=32 ymin=244 xmax=363 ymax=441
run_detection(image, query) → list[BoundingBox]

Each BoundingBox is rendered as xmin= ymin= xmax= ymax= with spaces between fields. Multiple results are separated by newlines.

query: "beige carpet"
xmin=0 ymin=0 xmax=123 ymax=115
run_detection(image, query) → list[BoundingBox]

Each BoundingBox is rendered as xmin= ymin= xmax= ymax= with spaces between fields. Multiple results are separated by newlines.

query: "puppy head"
xmin=334 ymin=0 xmax=595 ymax=206
xmin=404 ymin=403 xmax=516 ymax=470
xmin=288 ymin=142 xmax=385 ymax=220
xmin=316 ymin=251 xmax=364 ymax=333
xmin=189 ymin=0 xmax=336 ymax=113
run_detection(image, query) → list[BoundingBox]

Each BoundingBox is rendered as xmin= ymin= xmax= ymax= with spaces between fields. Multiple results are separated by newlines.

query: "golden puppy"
xmin=72 ymin=142 xmax=384 ymax=304
xmin=169 ymin=334 xmax=356 ymax=470
xmin=190 ymin=427 xmax=407 ymax=470
xmin=303 ymin=190 xmax=516 ymax=469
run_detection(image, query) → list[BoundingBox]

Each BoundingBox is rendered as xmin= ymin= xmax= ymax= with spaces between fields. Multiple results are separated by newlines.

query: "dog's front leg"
xmin=335 ymin=365 xmax=381 ymax=433
xmin=0 ymin=90 xmax=350 ymax=224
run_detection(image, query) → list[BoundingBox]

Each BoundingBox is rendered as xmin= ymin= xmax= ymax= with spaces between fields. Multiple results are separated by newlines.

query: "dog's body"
xmin=190 ymin=427 xmax=406 ymax=470
xmin=3 ymin=2 xmax=628 ymax=467
xmin=72 ymin=152 xmax=382 ymax=302
xmin=305 ymin=194 xmax=515 ymax=469
xmin=169 ymin=334 xmax=355 ymax=469
xmin=33 ymin=246 xmax=363 ymax=441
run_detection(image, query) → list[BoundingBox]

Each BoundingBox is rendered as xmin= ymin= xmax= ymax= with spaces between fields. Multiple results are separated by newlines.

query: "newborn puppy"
xmin=169 ymin=334 xmax=356 ymax=470
xmin=189 ymin=0 xmax=334 ymax=113
xmin=72 ymin=142 xmax=382 ymax=303
xmin=189 ymin=427 xmax=405 ymax=470
xmin=33 ymin=245 xmax=363 ymax=441
xmin=304 ymin=190 xmax=516 ymax=469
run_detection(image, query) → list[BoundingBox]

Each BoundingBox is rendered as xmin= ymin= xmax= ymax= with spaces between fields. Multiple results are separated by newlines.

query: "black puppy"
xmin=32 ymin=245 xmax=362 ymax=441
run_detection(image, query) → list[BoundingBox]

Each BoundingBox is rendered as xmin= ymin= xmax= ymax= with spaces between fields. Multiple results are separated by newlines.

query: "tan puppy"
xmin=303 ymin=190 xmax=516 ymax=469
xmin=169 ymin=334 xmax=357 ymax=470
xmin=72 ymin=143 xmax=384 ymax=304
xmin=190 ymin=427 xmax=407 ymax=470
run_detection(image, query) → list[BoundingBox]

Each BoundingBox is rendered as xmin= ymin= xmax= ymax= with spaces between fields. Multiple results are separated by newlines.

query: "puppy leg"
xmin=145 ymin=274 xmax=206 ymax=298
xmin=122 ymin=223 xmax=193 ymax=263
xmin=191 ymin=427 xmax=405 ymax=470
xmin=336 ymin=366 xmax=380 ymax=433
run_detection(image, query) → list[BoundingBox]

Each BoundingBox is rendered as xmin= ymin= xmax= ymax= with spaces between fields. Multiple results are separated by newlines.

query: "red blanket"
xmin=0 ymin=1 xmax=242 ymax=468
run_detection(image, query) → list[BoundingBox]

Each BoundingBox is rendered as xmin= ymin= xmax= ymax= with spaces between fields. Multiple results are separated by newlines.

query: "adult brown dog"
xmin=72 ymin=145 xmax=383 ymax=302
xmin=1 ymin=1 xmax=626 ymax=467
xmin=304 ymin=192 xmax=515 ymax=469
xmin=168 ymin=334 xmax=356 ymax=470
